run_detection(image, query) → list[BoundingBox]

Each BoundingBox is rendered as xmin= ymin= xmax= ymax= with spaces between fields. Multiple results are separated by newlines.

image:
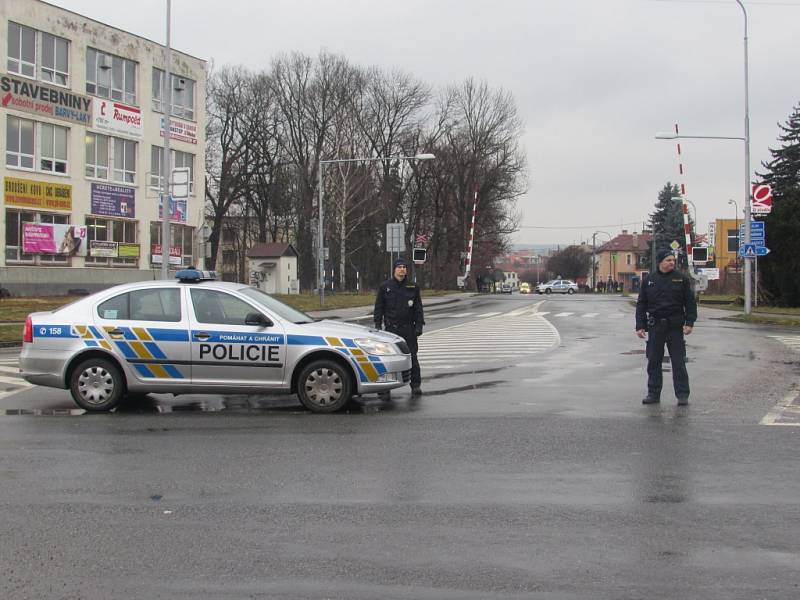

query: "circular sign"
xmin=752 ymin=184 xmax=772 ymax=203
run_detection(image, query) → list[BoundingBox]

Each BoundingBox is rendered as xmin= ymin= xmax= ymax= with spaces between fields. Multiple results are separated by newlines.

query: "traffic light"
xmin=412 ymin=247 xmax=427 ymax=264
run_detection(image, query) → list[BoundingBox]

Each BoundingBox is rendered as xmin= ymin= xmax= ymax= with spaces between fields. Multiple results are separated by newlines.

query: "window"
xmin=40 ymin=32 xmax=69 ymax=86
xmin=6 ymin=116 xmax=68 ymax=174
xmin=5 ymin=116 xmax=35 ymax=169
xmin=86 ymin=217 xmax=137 ymax=267
xmin=150 ymin=222 xmax=194 ymax=267
xmin=5 ymin=210 xmax=72 ymax=265
xmin=150 ymin=146 xmax=194 ymax=193
xmin=7 ymin=22 xmax=35 ymax=78
xmin=152 ymin=69 xmax=195 ymax=119
xmin=39 ymin=123 xmax=68 ymax=174
xmin=131 ymin=289 xmax=180 ymax=322
xmin=191 ymin=289 xmax=254 ymax=326
xmin=85 ymin=132 xmax=109 ymax=179
xmin=86 ymin=48 xmax=136 ymax=105
xmin=626 ymin=254 xmax=632 ymax=266
xmin=113 ymin=138 xmax=136 ymax=184
xmin=85 ymin=133 xmax=137 ymax=183
xmin=727 ymin=229 xmax=740 ymax=253
xmin=5 ymin=210 xmax=35 ymax=263
xmin=97 ymin=289 xmax=180 ymax=322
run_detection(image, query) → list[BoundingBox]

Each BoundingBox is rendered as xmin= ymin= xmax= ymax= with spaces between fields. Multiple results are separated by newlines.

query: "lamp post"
xmin=592 ymin=231 xmax=611 ymax=291
xmin=159 ymin=0 xmax=173 ymax=280
xmin=317 ymin=153 xmax=435 ymax=306
xmin=654 ymin=0 xmax=752 ymax=313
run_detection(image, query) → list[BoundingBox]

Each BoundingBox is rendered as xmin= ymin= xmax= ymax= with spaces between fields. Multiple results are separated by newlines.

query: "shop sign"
xmin=90 ymin=240 xmax=118 ymax=258
xmin=23 ymin=223 xmax=87 ymax=256
xmin=91 ymin=183 xmax=135 ymax=218
xmin=5 ymin=176 xmax=72 ymax=210
xmin=151 ymin=244 xmax=182 ymax=265
xmin=158 ymin=195 xmax=188 ymax=224
xmin=118 ymin=243 xmax=140 ymax=258
xmin=92 ymin=99 xmax=142 ymax=138
xmin=160 ymin=115 xmax=197 ymax=145
xmin=1 ymin=72 xmax=92 ymax=126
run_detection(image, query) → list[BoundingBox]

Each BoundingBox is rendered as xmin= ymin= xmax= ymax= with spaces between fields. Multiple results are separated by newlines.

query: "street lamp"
xmin=317 ymin=153 xmax=435 ymax=305
xmin=592 ymin=231 xmax=611 ymax=291
xmin=654 ymin=1 xmax=752 ymax=313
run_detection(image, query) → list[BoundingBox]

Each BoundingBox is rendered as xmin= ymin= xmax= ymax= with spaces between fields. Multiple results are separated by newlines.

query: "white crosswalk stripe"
xmin=582 ymin=313 xmax=599 ymax=318
xmin=0 ymin=354 xmax=34 ymax=399
xmin=554 ymin=312 xmax=573 ymax=317
xmin=418 ymin=309 xmax=559 ymax=370
xmin=768 ymin=335 xmax=800 ymax=352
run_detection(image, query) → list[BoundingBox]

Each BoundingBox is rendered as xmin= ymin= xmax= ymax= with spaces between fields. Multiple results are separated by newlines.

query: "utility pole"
xmin=159 ymin=0 xmax=173 ymax=279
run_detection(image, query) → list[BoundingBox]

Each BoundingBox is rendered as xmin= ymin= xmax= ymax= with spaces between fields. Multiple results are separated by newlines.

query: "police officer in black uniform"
xmin=374 ymin=257 xmax=425 ymax=395
xmin=635 ymin=249 xmax=697 ymax=406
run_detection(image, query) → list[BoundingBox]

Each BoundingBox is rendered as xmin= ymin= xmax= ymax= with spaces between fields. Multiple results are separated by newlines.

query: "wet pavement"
xmin=1 ymin=293 xmax=799 ymax=599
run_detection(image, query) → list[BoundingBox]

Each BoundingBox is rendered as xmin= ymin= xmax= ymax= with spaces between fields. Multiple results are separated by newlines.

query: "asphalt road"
xmin=1 ymin=293 xmax=799 ymax=599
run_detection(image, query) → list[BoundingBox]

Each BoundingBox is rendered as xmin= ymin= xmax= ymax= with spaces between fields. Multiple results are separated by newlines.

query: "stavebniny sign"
xmin=1 ymin=72 xmax=92 ymax=126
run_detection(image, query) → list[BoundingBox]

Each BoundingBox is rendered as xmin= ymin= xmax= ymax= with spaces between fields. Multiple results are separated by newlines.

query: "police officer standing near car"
xmin=635 ymin=249 xmax=697 ymax=406
xmin=374 ymin=257 xmax=425 ymax=395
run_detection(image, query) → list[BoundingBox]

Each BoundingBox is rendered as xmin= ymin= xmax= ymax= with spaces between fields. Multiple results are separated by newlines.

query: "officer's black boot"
xmin=677 ymin=396 xmax=689 ymax=406
xmin=642 ymin=394 xmax=660 ymax=404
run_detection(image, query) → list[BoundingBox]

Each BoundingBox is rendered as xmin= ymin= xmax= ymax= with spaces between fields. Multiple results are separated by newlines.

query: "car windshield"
xmin=543 ymin=280 xmax=558 ymax=285
xmin=237 ymin=287 xmax=315 ymax=324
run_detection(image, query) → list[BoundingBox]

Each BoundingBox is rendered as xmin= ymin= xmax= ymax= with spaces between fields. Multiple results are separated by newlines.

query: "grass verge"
xmin=0 ymin=323 xmax=24 ymax=343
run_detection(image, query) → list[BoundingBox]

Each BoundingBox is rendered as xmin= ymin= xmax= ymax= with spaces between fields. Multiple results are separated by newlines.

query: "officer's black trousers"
xmin=387 ymin=324 xmax=420 ymax=388
xmin=646 ymin=321 xmax=689 ymax=399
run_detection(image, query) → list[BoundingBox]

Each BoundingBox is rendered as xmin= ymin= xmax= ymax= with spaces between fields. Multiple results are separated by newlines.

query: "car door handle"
xmin=193 ymin=332 xmax=210 ymax=341
xmin=108 ymin=328 xmax=124 ymax=337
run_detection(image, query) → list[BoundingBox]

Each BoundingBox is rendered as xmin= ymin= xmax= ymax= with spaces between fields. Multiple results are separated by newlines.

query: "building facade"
xmin=595 ymin=230 xmax=652 ymax=292
xmin=1 ymin=0 xmax=206 ymax=295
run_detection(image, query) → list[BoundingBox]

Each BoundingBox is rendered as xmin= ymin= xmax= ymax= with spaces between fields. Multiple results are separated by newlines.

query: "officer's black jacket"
xmin=635 ymin=268 xmax=697 ymax=330
xmin=373 ymin=276 xmax=424 ymax=329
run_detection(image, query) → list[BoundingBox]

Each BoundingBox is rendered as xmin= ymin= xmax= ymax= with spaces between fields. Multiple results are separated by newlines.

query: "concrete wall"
xmin=1 ymin=265 xmax=158 ymax=296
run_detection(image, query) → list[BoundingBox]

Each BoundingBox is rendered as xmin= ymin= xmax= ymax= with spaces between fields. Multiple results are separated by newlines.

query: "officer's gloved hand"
xmin=415 ymin=325 xmax=423 ymax=337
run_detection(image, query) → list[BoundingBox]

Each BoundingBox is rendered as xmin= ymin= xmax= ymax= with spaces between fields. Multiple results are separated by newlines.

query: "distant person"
xmin=635 ymin=250 xmax=697 ymax=406
xmin=374 ymin=257 xmax=425 ymax=396
xmin=598 ymin=280 xmax=605 ymax=293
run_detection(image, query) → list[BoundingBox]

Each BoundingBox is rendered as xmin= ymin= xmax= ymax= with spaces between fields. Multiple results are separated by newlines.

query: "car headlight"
xmin=354 ymin=338 xmax=399 ymax=356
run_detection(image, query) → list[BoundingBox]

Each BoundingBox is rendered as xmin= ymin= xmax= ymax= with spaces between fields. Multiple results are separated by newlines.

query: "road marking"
xmin=0 ymin=365 xmax=19 ymax=375
xmin=760 ymin=392 xmax=800 ymax=426
xmin=554 ymin=312 xmax=573 ymax=317
xmin=477 ymin=312 xmax=501 ymax=317
xmin=582 ymin=313 xmax=599 ymax=318
xmin=442 ymin=312 xmax=474 ymax=318
xmin=768 ymin=335 xmax=800 ymax=351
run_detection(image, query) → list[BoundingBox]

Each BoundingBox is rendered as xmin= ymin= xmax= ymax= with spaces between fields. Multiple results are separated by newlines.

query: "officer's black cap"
xmin=656 ymin=250 xmax=673 ymax=264
xmin=394 ymin=257 xmax=408 ymax=268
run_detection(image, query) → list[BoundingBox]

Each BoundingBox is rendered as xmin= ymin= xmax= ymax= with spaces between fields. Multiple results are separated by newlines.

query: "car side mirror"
xmin=245 ymin=312 xmax=272 ymax=327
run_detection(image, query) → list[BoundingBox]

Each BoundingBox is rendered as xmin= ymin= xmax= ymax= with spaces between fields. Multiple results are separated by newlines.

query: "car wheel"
xmin=69 ymin=357 xmax=125 ymax=411
xmin=545 ymin=288 xmax=551 ymax=294
xmin=297 ymin=359 xmax=352 ymax=413
xmin=568 ymin=288 xmax=575 ymax=294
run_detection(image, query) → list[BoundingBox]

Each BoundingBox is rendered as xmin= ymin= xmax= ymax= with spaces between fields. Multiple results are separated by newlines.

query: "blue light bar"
xmin=175 ymin=268 xmax=217 ymax=282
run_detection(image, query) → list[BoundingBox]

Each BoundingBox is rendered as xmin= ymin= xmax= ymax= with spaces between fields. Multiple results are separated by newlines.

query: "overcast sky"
xmin=50 ymin=0 xmax=800 ymax=246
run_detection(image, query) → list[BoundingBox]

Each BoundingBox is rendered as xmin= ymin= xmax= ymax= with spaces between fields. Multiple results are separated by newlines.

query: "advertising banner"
xmin=118 ymin=243 xmax=140 ymax=258
xmin=91 ymin=183 xmax=135 ymax=218
xmin=5 ymin=176 xmax=72 ymax=210
xmin=158 ymin=195 xmax=188 ymax=224
xmin=151 ymin=244 xmax=182 ymax=265
xmin=92 ymin=99 xmax=143 ymax=138
xmin=160 ymin=116 xmax=197 ymax=145
xmin=23 ymin=223 xmax=87 ymax=256
xmin=1 ymin=72 xmax=92 ymax=126
xmin=90 ymin=240 xmax=118 ymax=258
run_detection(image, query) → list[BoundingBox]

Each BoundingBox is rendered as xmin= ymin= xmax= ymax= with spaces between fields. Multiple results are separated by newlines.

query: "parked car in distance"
xmin=519 ymin=282 xmax=531 ymax=294
xmin=500 ymin=282 xmax=513 ymax=294
xmin=536 ymin=279 xmax=579 ymax=294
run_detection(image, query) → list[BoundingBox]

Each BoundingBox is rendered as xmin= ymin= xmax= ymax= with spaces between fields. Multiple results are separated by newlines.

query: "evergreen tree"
xmin=758 ymin=103 xmax=800 ymax=306
xmin=646 ymin=183 xmax=692 ymax=270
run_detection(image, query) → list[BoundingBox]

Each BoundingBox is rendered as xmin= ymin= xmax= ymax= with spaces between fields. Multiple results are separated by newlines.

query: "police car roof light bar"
xmin=175 ymin=268 xmax=217 ymax=283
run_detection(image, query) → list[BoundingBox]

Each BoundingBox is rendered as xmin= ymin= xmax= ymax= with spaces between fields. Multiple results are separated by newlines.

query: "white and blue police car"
xmin=19 ymin=269 xmax=412 ymax=413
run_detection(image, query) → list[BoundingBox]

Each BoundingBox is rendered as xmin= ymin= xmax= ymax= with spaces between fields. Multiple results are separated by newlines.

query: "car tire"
xmin=545 ymin=289 xmax=551 ymax=294
xmin=568 ymin=288 xmax=575 ymax=294
xmin=69 ymin=357 xmax=125 ymax=411
xmin=297 ymin=359 xmax=352 ymax=413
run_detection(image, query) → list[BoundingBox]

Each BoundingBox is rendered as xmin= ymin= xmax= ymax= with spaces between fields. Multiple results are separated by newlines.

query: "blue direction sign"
xmin=739 ymin=243 xmax=770 ymax=257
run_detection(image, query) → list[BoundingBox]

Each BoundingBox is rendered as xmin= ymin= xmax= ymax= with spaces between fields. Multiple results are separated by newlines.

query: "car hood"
xmin=299 ymin=319 xmax=405 ymax=344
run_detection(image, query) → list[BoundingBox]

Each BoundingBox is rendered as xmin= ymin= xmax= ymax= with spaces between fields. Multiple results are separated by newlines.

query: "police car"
xmin=19 ymin=269 xmax=412 ymax=413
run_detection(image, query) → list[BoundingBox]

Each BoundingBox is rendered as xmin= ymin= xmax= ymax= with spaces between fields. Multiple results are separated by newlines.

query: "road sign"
xmin=739 ymin=244 xmax=770 ymax=257
xmin=386 ymin=223 xmax=405 ymax=252
xmin=751 ymin=184 xmax=772 ymax=214
xmin=670 ymin=240 xmax=680 ymax=250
